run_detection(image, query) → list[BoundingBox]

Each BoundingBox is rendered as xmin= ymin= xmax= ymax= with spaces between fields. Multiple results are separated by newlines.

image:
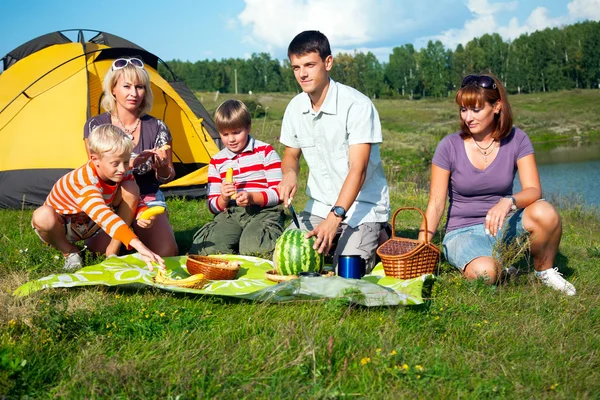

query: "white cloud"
xmin=418 ymin=0 xmax=600 ymax=50
xmin=467 ymin=0 xmax=517 ymax=15
xmin=334 ymin=46 xmax=396 ymax=63
xmin=237 ymin=0 xmax=415 ymax=53
xmin=567 ymin=0 xmax=600 ymax=20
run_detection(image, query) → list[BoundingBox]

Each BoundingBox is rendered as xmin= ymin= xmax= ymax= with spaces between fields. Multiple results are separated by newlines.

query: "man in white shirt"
xmin=278 ymin=30 xmax=390 ymax=272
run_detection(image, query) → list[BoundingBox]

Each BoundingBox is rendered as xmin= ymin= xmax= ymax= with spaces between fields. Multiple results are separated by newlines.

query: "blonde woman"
xmin=84 ymin=58 xmax=178 ymax=257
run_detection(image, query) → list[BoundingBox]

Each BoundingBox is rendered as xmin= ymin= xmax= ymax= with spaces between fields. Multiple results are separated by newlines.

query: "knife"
xmin=288 ymin=199 xmax=301 ymax=229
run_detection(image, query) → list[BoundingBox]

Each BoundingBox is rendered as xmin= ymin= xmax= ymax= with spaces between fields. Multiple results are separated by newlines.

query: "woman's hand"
xmin=131 ymin=150 xmax=155 ymax=169
xmin=485 ymin=198 xmax=513 ymax=237
xmin=153 ymin=147 xmax=169 ymax=170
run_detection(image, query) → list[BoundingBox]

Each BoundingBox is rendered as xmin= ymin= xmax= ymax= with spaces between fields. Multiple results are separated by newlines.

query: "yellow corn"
xmin=154 ymin=270 xmax=206 ymax=289
xmin=226 ymin=168 xmax=236 ymax=199
xmin=138 ymin=206 xmax=165 ymax=220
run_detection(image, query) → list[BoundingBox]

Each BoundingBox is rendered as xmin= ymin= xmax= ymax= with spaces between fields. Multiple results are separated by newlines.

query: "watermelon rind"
xmin=273 ymin=229 xmax=324 ymax=275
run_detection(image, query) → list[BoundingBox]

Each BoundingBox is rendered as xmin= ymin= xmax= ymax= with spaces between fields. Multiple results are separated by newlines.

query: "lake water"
xmin=514 ymin=141 xmax=600 ymax=208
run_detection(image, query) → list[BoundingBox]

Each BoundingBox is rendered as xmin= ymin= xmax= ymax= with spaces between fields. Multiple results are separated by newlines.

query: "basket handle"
xmin=390 ymin=207 xmax=431 ymax=244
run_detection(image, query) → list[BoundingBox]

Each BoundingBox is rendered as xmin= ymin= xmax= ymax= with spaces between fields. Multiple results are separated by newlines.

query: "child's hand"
xmin=136 ymin=215 xmax=157 ymax=229
xmin=235 ymin=191 xmax=250 ymax=207
xmin=221 ymin=181 xmax=236 ymax=199
xmin=130 ymin=238 xmax=166 ymax=271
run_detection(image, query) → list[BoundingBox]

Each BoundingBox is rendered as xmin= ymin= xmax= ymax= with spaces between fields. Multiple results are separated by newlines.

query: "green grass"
xmin=1 ymin=90 xmax=600 ymax=398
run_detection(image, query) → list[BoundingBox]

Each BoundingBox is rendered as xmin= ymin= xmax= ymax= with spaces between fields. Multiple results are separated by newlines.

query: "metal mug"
xmin=338 ymin=255 xmax=366 ymax=279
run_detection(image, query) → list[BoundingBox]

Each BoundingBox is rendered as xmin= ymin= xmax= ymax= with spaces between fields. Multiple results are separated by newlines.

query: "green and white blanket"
xmin=14 ymin=254 xmax=433 ymax=307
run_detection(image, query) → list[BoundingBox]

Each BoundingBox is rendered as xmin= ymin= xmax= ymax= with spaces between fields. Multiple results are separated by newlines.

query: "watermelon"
xmin=273 ymin=229 xmax=324 ymax=275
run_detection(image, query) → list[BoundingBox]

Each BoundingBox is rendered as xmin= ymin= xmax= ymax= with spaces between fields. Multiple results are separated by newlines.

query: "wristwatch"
xmin=330 ymin=205 xmax=346 ymax=219
xmin=504 ymin=196 xmax=517 ymax=211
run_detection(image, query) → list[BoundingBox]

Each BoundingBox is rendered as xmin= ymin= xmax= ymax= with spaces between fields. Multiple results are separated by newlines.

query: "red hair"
xmin=455 ymin=73 xmax=513 ymax=140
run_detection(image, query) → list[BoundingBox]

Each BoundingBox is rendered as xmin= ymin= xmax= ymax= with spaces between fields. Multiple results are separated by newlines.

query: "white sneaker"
xmin=535 ymin=267 xmax=576 ymax=296
xmin=63 ymin=252 xmax=83 ymax=271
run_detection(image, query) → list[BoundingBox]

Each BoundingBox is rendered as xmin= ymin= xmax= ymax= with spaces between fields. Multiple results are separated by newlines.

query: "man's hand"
xmin=306 ymin=214 xmax=341 ymax=255
xmin=278 ymin=172 xmax=298 ymax=208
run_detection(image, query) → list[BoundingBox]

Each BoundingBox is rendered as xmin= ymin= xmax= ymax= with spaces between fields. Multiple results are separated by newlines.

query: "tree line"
xmin=159 ymin=20 xmax=600 ymax=98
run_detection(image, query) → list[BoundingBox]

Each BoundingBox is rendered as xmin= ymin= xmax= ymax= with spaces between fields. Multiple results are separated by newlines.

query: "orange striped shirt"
xmin=44 ymin=161 xmax=142 ymax=247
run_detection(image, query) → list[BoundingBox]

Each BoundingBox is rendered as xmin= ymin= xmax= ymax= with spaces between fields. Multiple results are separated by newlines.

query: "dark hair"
xmin=287 ymin=30 xmax=332 ymax=61
xmin=214 ymin=99 xmax=251 ymax=132
xmin=455 ymin=73 xmax=513 ymax=140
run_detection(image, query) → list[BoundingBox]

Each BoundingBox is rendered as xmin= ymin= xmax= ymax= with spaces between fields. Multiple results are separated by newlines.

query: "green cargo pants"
xmin=189 ymin=205 xmax=285 ymax=256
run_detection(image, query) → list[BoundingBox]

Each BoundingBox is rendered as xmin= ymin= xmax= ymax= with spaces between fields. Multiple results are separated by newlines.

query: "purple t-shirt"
xmin=432 ymin=127 xmax=534 ymax=232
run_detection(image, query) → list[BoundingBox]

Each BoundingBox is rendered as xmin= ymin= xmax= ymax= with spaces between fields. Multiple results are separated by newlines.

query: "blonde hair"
xmin=101 ymin=61 xmax=154 ymax=116
xmin=455 ymin=73 xmax=513 ymax=140
xmin=88 ymin=124 xmax=134 ymax=157
xmin=214 ymin=99 xmax=251 ymax=132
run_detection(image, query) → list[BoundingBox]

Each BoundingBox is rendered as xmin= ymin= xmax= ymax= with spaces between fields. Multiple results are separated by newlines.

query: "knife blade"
xmin=288 ymin=202 xmax=301 ymax=229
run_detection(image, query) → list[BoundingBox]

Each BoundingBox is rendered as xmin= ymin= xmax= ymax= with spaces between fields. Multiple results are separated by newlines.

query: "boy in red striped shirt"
xmin=31 ymin=124 xmax=165 ymax=271
xmin=190 ymin=99 xmax=284 ymax=256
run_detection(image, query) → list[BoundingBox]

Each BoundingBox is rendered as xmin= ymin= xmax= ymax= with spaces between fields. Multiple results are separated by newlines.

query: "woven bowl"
xmin=186 ymin=255 xmax=240 ymax=280
xmin=264 ymin=270 xmax=334 ymax=283
xmin=265 ymin=269 xmax=298 ymax=283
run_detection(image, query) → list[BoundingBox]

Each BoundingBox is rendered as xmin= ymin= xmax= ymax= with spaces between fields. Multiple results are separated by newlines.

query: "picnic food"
xmin=153 ymin=269 xmax=207 ymax=289
xmin=138 ymin=206 xmax=165 ymax=220
xmin=273 ymin=229 xmax=324 ymax=276
xmin=186 ymin=255 xmax=240 ymax=279
xmin=225 ymin=167 xmax=236 ymax=199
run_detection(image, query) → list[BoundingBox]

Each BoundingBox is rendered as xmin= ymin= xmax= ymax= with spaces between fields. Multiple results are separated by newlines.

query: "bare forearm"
xmin=513 ymin=187 xmax=542 ymax=208
xmin=335 ymin=167 xmax=367 ymax=211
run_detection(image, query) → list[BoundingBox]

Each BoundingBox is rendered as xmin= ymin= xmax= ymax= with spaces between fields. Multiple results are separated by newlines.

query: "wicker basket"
xmin=376 ymin=207 xmax=440 ymax=279
xmin=186 ymin=255 xmax=240 ymax=280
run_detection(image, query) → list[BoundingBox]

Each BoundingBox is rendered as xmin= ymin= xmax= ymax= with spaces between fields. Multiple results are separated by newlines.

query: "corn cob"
xmin=225 ymin=167 xmax=236 ymax=199
xmin=153 ymin=269 xmax=207 ymax=289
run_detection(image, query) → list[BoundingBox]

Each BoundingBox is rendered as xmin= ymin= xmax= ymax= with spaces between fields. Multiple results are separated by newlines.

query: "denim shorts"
xmin=141 ymin=189 xmax=168 ymax=209
xmin=442 ymin=209 xmax=529 ymax=271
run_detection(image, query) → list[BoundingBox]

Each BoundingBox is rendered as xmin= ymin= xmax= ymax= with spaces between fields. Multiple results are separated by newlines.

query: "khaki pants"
xmin=190 ymin=205 xmax=285 ymax=256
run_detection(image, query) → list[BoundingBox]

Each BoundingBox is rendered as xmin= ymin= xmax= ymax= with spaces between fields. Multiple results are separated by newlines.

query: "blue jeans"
xmin=442 ymin=209 xmax=529 ymax=271
xmin=141 ymin=190 xmax=168 ymax=209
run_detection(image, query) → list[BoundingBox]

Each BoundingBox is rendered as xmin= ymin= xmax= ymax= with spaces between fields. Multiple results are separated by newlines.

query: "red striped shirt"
xmin=207 ymin=137 xmax=282 ymax=214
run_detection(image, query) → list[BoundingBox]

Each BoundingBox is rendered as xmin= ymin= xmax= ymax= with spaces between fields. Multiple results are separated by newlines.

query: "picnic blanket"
xmin=14 ymin=254 xmax=434 ymax=307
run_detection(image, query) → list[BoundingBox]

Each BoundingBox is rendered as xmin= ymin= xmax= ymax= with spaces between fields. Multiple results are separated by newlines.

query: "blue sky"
xmin=1 ymin=0 xmax=599 ymax=65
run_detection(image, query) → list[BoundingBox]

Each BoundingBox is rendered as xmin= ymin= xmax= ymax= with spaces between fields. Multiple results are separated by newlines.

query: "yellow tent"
xmin=0 ymin=30 xmax=221 ymax=208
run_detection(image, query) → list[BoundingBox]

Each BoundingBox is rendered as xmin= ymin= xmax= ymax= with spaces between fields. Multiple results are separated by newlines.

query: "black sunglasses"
xmin=461 ymin=75 xmax=497 ymax=90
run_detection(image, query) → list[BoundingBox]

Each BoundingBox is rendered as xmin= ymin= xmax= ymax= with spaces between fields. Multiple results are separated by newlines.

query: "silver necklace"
xmin=114 ymin=113 xmax=141 ymax=139
xmin=473 ymin=137 xmax=495 ymax=155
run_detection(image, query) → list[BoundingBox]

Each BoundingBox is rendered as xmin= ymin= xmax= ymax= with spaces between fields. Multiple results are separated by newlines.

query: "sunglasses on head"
xmin=111 ymin=58 xmax=144 ymax=71
xmin=461 ymin=75 xmax=497 ymax=90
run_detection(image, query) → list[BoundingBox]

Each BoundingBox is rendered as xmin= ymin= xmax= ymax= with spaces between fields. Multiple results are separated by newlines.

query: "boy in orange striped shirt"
xmin=32 ymin=124 xmax=165 ymax=271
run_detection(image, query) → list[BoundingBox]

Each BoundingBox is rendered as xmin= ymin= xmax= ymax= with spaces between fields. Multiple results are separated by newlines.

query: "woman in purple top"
xmin=420 ymin=73 xmax=575 ymax=295
xmin=83 ymin=58 xmax=178 ymax=257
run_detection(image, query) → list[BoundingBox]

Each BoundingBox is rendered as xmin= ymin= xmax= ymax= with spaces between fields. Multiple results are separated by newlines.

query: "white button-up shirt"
xmin=280 ymin=79 xmax=390 ymax=228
